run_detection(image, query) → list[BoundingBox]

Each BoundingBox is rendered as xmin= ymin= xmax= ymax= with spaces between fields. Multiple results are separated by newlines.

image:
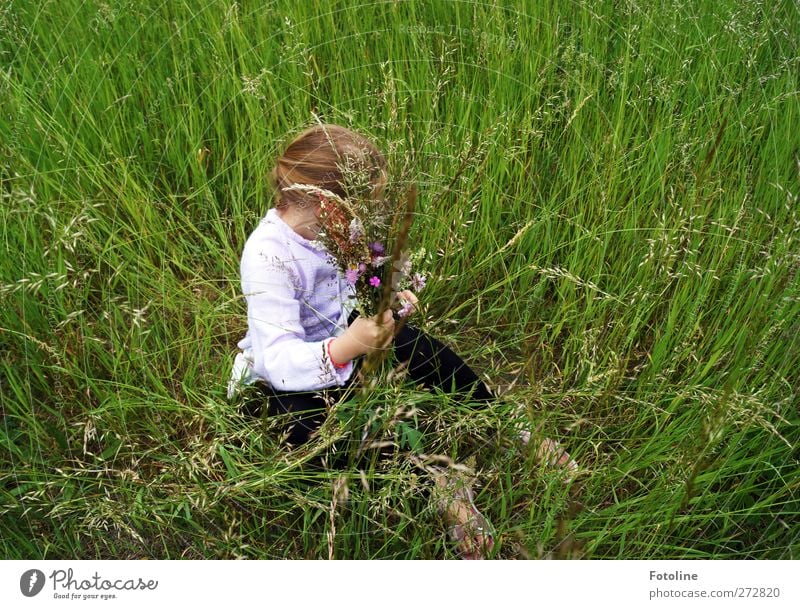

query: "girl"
xmin=229 ymin=123 xmax=577 ymax=559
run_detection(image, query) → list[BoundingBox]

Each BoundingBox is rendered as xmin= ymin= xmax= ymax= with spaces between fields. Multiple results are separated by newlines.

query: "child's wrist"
xmin=327 ymin=339 xmax=350 ymax=369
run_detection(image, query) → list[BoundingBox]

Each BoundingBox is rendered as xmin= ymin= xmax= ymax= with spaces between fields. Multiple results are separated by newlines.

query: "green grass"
xmin=1 ymin=0 xmax=798 ymax=559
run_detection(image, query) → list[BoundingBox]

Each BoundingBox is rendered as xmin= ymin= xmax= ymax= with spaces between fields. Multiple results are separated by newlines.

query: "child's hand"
xmin=395 ymin=290 xmax=419 ymax=318
xmin=329 ymin=309 xmax=395 ymax=363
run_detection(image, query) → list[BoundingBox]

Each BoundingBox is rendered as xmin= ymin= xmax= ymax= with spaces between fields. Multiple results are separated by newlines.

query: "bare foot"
xmin=519 ymin=431 xmax=579 ymax=475
xmin=432 ymin=471 xmax=495 ymax=559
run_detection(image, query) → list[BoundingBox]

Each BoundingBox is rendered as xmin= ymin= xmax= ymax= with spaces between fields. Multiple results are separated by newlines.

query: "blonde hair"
xmin=269 ymin=123 xmax=388 ymax=210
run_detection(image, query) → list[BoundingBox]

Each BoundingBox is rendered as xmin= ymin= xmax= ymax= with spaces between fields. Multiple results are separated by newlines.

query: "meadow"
xmin=1 ymin=0 xmax=798 ymax=559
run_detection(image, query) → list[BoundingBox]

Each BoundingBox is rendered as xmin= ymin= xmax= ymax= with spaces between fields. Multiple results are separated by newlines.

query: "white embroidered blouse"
xmin=229 ymin=208 xmax=356 ymax=396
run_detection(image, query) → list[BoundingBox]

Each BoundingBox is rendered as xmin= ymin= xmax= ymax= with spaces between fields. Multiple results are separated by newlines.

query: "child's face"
xmin=301 ymin=200 xmax=326 ymax=239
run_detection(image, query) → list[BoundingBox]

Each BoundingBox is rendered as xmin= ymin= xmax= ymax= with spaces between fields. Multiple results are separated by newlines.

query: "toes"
xmin=448 ymin=519 xmax=494 ymax=559
xmin=460 ymin=535 xmax=492 ymax=560
xmin=537 ymin=438 xmax=579 ymax=471
xmin=556 ymin=448 xmax=576 ymax=468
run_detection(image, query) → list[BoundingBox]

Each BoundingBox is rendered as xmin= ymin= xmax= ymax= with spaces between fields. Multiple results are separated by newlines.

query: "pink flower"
xmin=397 ymin=301 xmax=414 ymax=318
xmin=411 ymin=273 xmax=427 ymax=292
xmin=369 ymin=276 xmax=381 ymax=288
xmin=345 ymin=268 xmax=359 ymax=284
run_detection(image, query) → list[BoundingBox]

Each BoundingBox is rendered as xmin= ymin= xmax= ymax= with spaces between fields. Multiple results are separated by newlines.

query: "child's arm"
xmin=328 ymin=310 xmax=395 ymax=364
xmin=242 ymin=253 xmax=354 ymax=391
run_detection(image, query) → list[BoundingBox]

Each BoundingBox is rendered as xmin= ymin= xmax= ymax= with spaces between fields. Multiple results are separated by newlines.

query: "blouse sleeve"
xmin=241 ymin=249 xmax=354 ymax=392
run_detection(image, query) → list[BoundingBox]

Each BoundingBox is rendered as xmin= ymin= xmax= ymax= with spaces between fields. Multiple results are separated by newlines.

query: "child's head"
xmin=270 ymin=123 xmax=388 ymax=210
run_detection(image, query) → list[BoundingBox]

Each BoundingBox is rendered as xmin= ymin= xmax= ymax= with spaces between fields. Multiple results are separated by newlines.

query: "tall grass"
xmin=1 ymin=0 xmax=798 ymax=559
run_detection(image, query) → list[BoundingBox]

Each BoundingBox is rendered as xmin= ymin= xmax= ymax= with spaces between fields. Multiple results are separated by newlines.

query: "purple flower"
xmin=411 ymin=273 xmax=427 ymax=292
xmin=397 ymin=301 xmax=414 ymax=318
xmin=369 ymin=241 xmax=385 ymax=255
xmin=345 ymin=268 xmax=359 ymax=284
xmin=369 ymin=276 xmax=381 ymax=288
xmin=358 ymin=262 xmax=367 ymax=273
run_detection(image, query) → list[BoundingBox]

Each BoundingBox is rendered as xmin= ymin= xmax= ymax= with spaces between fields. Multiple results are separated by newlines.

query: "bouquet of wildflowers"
xmin=282 ymin=182 xmax=427 ymax=319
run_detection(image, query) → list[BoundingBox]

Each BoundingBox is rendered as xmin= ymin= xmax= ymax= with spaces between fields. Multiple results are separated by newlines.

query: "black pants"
xmin=241 ymin=311 xmax=494 ymax=447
